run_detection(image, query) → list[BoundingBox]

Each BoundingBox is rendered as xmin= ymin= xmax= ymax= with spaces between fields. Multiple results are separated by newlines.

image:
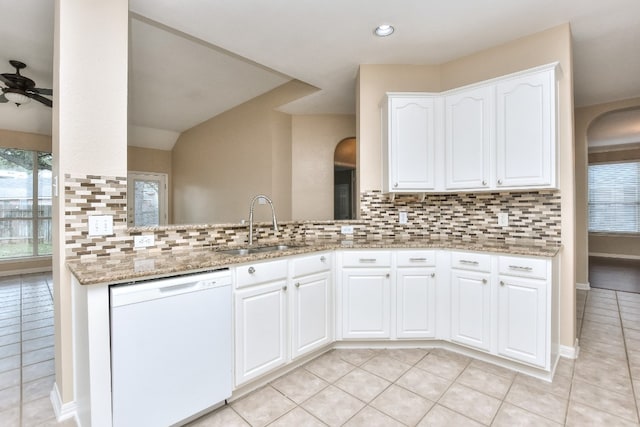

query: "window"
xmin=588 ymin=161 xmax=640 ymax=233
xmin=0 ymin=148 xmax=52 ymax=259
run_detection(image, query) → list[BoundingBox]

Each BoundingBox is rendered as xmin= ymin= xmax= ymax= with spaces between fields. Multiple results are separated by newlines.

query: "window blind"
xmin=588 ymin=161 xmax=640 ymax=233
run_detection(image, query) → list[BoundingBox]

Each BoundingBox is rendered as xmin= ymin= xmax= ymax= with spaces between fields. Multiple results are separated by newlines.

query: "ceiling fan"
xmin=0 ymin=60 xmax=52 ymax=108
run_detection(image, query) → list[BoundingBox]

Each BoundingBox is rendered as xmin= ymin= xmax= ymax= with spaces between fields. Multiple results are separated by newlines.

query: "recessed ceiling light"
xmin=374 ymin=24 xmax=395 ymax=37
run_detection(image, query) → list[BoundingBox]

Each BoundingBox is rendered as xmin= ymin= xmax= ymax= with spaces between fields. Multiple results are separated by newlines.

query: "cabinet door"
xmin=291 ymin=272 xmax=332 ymax=359
xmin=235 ymin=280 xmax=287 ymax=386
xmin=498 ymin=275 xmax=548 ymax=368
xmin=396 ymin=268 xmax=436 ymax=338
xmin=496 ymin=69 xmax=555 ymax=188
xmin=450 ymin=269 xmax=491 ymax=351
xmin=342 ymin=269 xmax=391 ymax=339
xmin=388 ymin=96 xmax=437 ymax=191
xmin=445 ymin=85 xmax=493 ymax=190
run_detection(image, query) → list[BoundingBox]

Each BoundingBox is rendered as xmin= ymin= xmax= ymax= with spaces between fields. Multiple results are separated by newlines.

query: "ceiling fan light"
xmin=4 ymin=89 xmax=31 ymax=106
xmin=374 ymin=24 xmax=395 ymax=37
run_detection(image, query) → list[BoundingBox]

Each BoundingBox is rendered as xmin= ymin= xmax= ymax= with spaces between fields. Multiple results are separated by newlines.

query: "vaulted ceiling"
xmin=2 ymin=0 xmax=640 ymax=149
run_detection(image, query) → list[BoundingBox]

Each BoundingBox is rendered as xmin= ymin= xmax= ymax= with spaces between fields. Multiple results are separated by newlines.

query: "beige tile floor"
xmin=3 ymin=274 xmax=640 ymax=426
xmin=0 ymin=273 xmax=74 ymax=427
xmin=189 ymin=287 xmax=640 ymax=426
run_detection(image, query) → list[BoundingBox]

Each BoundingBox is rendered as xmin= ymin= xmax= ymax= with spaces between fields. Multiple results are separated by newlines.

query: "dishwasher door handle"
xmin=158 ymin=283 xmax=198 ymax=293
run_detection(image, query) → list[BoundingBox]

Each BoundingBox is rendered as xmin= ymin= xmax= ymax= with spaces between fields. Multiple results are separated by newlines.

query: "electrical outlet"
xmin=341 ymin=225 xmax=354 ymax=234
xmin=134 ymin=235 xmax=155 ymax=248
xmin=399 ymin=211 xmax=408 ymax=224
xmin=498 ymin=212 xmax=509 ymax=227
xmin=88 ymin=215 xmax=113 ymax=236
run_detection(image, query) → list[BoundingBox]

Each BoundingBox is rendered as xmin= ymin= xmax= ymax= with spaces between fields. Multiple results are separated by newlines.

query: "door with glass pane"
xmin=127 ymin=172 xmax=168 ymax=226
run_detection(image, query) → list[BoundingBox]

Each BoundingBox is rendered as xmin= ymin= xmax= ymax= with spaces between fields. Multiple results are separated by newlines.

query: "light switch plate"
xmin=88 ymin=215 xmax=113 ymax=236
xmin=134 ymin=235 xmax=155 ymax=248
xmin=399 ymin=211 xmax=408 ymax=224
xmin=498 ymin=212 xmax=509 ymax=227
xmin=341 ymin=225 xmax=354 ymax=234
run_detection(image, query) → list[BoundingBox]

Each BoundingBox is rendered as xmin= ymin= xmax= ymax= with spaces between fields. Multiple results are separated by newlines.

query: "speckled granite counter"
xmin=67 ymin=237 xmax=561 ymax=286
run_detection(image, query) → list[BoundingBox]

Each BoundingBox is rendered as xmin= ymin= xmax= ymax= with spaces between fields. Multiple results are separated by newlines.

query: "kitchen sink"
xmin=216 ymin=243 xmax=305 ymax=256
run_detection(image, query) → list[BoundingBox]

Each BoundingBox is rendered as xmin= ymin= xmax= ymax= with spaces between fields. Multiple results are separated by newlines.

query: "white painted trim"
xmin=576 ymin=282 xmax=591 ymax=291
xmin=559 ymin=339 xmax=580 ymax=359
xmin=50 ymin=383 xmax=78 ymax=424
xmin=0 ymin=266 xmax=52 ymax=277
xmin=589 ymin=252 xmax=640 ymax=260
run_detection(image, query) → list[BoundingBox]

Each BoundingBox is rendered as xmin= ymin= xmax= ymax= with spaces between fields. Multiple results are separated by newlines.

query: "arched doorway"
xmin=334 ymin=137 xmax=356 ymax=220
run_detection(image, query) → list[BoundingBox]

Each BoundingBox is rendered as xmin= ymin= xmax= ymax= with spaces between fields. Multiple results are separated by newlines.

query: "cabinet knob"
xmin=248 ymin=266 xmax=255 ymax=274
xmin=386 ymin=273 xmax=390 ymax=278
xmin=500 ymin=281 xmax=505 ymax=286
xmin=394 ymin=183 xmax=398 ymax=188
xmin=282 ymin=285 xmax=288 ymax=291
xmin=482 ymin=278 xmax=487 ymax=284
xmin=430 ymin=273 xmax=435 ymax=278
xmin=320 ymin=256 xmax=326 ymax=262
xmin=295 ymin=282 xmax=300 ymax=288
xmin=482 ymin=180 xmax=487 ymax=186
xmin=497 ymin=179 xmax=503 ymax=185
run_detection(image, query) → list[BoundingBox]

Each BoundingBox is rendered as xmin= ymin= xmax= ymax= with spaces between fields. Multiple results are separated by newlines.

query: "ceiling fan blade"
xmin=26 ymin=92 xmax=52 ymax=107
xmin=0 ymin=93 xmax=8 ymax=103
xmin=33 ymin=87 xmax=52 ymax=96
xmin=0 ymin=74 xmax=11 ymax=86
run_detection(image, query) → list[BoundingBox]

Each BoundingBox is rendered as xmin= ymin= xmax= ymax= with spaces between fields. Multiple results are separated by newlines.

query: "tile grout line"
xmin=19 ymin=275 xmax=24 ymax=427
xmin=616 ymin=291 xmax=640 ymax=424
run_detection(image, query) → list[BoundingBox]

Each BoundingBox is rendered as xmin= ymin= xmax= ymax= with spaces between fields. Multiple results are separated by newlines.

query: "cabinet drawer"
xmin=235 ymin=259 xmax=288 ymax=289
xmin=498 ymin=256 xmax=547 ymax=280
xmin=342 ymin=251 xmax=391 ymax=267
xmin=451 ymin=251 xmax=491 ymax=272
xmin=292 ymin=252 xmax=332 ymax=277
xmin=396 ymin=250 xmax=436 ymax=267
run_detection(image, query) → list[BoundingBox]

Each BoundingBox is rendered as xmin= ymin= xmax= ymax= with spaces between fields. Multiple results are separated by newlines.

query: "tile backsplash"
xmin=65 ymin=174 xmax=561 ymax=260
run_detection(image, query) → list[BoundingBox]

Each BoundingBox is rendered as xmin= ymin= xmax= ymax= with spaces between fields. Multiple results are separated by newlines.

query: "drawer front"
xmin=236 ymin=259 xmax=288 ymax=288
xmin=396 ymin=250 xmax=436 ymax=267
xmin=292 ymin=252 xmax=332 ymax=277
xmin=450 ymin=251 xmax=491 ymax=272
xmin=342 ymin=250 xmax=392 ymax=268
xmin=498 ymin=255 xmax=548 ymax=280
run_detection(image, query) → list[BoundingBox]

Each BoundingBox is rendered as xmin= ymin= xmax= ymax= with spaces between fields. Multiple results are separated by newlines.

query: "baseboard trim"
xmin=50 ymin=383 xmax=78 ymax=424
xmin=576 ymin=282 xmax=591 ymax=291
xmin=590 ymin=252 xmax=640 ymax=260
xmin=0 ymin=266 xmax=52 ymax=277
xmin=559 ymin=339 xmax=580 ymax=359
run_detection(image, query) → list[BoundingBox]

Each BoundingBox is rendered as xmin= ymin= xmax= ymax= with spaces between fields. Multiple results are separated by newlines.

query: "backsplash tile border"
xmin=64 ymin=174 xmax=561 ymax=260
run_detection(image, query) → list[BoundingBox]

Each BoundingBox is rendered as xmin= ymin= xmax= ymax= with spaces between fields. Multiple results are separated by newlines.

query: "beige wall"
xmin=291 ymin=115 xmax=356 ymax=220
xmin=172 ymin=80 xmax=316 ymax=224
xmin=0 ymin=129 xmax=52 ymax=152
xmin=128 ymin=146 xmax=173 ymax=223
xmin=575 ymin=97 xmax=640 ymax=280
xmin=53 ymin=0 xmax=129 ymax=404
xmin=357 ymin=24 xmax=576 ymax=348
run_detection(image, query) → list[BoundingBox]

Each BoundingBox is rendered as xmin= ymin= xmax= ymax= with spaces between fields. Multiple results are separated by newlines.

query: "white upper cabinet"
xmin=496 ymin=67 xmax=557 ymax=188
xmin=383 ymin=94 xmax=438 ymax=192
xmin=445 ymin=85 xmax=494 ymax=190
xmin=382 ymin=62 xmax=558 ymax=194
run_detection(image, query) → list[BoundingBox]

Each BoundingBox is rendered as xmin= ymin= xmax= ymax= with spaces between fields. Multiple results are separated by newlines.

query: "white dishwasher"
xmin=110 ymin=270 xmax=232 ymax=427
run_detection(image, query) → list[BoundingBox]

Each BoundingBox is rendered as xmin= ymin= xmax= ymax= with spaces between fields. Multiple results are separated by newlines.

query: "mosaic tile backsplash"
xmin=65 ymin=174 xmax=561 ymax=260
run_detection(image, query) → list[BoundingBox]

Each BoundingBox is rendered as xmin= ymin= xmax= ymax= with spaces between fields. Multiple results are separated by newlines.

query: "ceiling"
xmin=2 ymin=0 xmax=640 ymax=149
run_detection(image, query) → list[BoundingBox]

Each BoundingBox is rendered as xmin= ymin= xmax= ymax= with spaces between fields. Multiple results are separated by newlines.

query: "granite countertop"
xmin=67 ymin=237 xmax=561 ymax=286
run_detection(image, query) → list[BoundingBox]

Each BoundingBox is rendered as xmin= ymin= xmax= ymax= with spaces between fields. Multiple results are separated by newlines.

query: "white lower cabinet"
xmin=396 ymin=267 xmax=436 ymax=338
xmin=291 ymin=252 xmax=333 ymax=359
xmin=342 ymin=268 xmax=391 ymax=339
xmin=234 ymin=279 xmax=287 ymax=386
xmin=497 ymin=271 xmax=549 ymax=368
xmin=450 ymin=269 xmax=492 ymax=351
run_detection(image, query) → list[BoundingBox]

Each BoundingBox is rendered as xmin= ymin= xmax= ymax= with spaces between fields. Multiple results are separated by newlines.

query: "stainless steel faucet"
xmin=248 ymin=194 xmax=278 ymax=245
